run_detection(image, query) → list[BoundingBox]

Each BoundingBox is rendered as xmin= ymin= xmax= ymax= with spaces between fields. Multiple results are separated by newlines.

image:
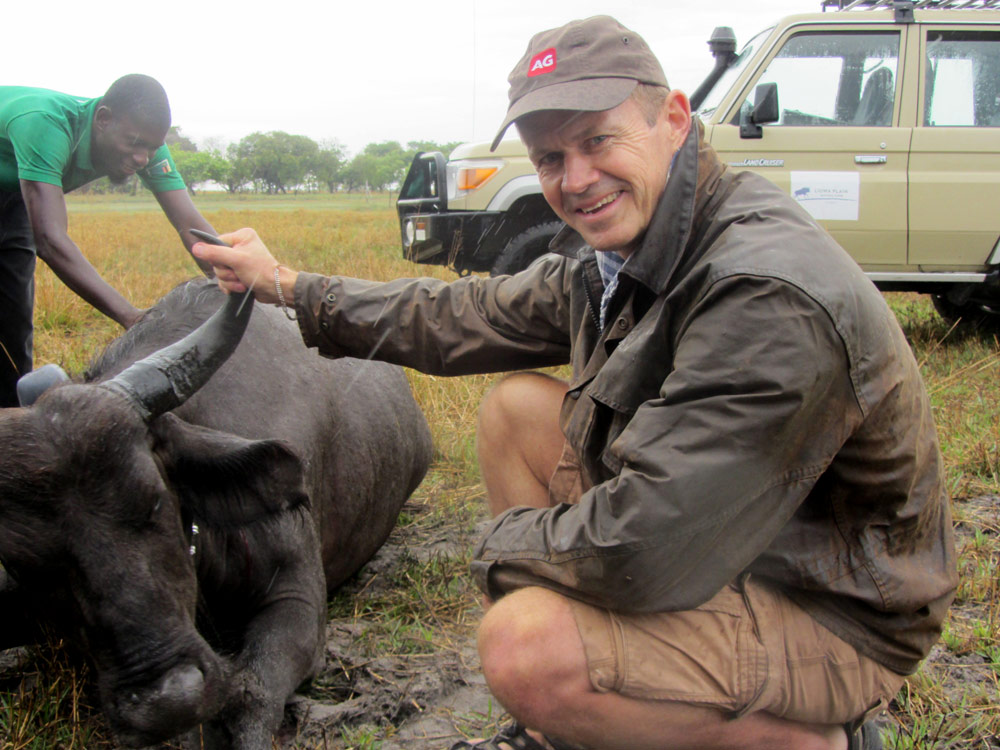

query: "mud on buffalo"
xmin=0 ymin=279 xmax=433 ymax=748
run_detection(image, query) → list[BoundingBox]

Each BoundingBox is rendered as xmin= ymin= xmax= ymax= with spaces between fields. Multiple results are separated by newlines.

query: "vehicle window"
xmin=731 ymin=31 xmax=900 ymax=127
xmin=697 ymin=26 xmax=773 ymax=119
xmin=399 ymin=156 xmax=439 ymax=200
xmin=924 ymin=30 xmax=1000 ymax=127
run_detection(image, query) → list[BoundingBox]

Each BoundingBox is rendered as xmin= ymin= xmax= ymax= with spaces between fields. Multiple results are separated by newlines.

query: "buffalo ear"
xmin=150 ymin=414 xmax=310 ymax=528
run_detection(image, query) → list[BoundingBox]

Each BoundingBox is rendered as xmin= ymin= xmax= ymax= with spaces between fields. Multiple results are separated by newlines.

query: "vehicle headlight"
xmin=447 ymin=159 xmax=505 ymax=201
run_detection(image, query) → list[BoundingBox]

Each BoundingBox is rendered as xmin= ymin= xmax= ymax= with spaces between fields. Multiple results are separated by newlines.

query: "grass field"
xmin=3 ymin=192 xmax=999 ymax=748
xmin=62 ymin=190 xmax=401 ymax=214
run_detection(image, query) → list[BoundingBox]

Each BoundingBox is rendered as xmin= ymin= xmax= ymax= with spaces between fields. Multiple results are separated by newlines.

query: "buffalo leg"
xmin=200 ymin=519 xmax=327 ymax=750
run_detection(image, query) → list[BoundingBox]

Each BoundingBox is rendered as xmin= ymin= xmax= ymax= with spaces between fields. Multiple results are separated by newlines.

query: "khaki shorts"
xmin=549 ymin=443 xmax=905 ymax=726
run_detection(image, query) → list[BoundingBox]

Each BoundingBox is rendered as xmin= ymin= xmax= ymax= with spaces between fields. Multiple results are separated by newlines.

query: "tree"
xmin=309 ymin=140 xmax=346 ymax=193
xmin=166 ymin=126 xmax=198 ymax=152
xmin=231 ymin=131 xmax=320 ymax=193
xmin=344 ymin=141 xmax=410 ymax=192
xmin=223 ymin=142 xmax=253 ymax=193
xmin=149 ymin=133 xmax=470 ymax=197
xmin=171 ymin=149 xmax=229 ymax=195
xmin=406 ymin=140 xmax=463 ymax=158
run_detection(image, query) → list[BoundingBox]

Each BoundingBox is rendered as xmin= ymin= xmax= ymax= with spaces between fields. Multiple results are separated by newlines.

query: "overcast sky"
xmin=8 ymin=0 xmax=816 ymax=155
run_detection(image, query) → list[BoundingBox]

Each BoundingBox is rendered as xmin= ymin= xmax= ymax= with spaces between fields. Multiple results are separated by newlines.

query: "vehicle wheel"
xmin=490 ymin=221 xmax=564 ymax=277
xmin=931 ymin=293 xmax=1000 ymax=329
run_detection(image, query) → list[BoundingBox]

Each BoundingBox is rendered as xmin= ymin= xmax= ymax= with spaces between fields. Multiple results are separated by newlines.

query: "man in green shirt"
xmin=0 ymin=74 xmax=216 ymax=407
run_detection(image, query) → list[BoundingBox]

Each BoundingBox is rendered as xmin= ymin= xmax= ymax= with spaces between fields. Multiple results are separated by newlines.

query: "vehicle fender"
xmin=487 ymin=174 xmax=543 ymax=212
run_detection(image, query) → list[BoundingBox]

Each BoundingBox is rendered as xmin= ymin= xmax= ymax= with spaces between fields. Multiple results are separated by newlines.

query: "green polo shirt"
xmin=0 ymin=86 xmax=186 ymax=194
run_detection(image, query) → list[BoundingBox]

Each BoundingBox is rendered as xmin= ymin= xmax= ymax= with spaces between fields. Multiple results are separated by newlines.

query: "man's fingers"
xmin=192 ymin=242 xmax=236 ymax=266
xmin=192 ymin=228 xmax=276 ymax=303
xmin=217 ymin=279 xmax=248 ymax=294
xmin=219 ymin=227 xmax=258 ymax=247
xmin=214 ymin=266 xmax=241 ymax=284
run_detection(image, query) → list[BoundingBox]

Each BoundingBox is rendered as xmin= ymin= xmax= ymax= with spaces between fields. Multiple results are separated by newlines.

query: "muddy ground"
xmin=274 ymin=494 xmax=1000 ymax=750
xmin=277 ymin=510 xmax=500 ymax=750
xmin=1 ymin=495 xmax=996 ymax=748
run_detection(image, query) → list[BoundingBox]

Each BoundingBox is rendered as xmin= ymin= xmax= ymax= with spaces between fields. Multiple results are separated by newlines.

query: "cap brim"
xmin=490 ymin=77 xmax=638 ymax=151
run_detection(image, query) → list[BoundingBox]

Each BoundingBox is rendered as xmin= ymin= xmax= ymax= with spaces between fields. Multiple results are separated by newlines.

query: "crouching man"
xmin=193 ymin=16 xmax=957 ymax=750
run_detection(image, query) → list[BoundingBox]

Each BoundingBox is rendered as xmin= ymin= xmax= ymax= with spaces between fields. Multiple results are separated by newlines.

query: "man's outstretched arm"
xmin=153 ymin=188 xmax=217 ymax=277
xmin=20 ymin=179 xmax=142 ymax=328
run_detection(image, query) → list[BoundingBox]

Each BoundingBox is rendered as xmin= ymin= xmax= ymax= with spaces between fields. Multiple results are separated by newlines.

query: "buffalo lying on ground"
xmin=0 ymin=279 xmax=433 ymax=748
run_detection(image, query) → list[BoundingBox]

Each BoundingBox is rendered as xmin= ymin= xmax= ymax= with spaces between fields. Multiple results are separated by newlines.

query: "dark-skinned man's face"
xmin=92 ymin=107 xmax=167 ymax=184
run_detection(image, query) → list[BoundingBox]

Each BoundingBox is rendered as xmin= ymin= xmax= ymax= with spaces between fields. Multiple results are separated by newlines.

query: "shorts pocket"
xmin=615 ymin=584 xmax=768 ymax=711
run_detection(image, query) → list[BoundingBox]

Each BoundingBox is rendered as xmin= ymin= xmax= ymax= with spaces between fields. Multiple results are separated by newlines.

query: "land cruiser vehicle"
xmin=396 ymin=0 xmax=1000 ymax=322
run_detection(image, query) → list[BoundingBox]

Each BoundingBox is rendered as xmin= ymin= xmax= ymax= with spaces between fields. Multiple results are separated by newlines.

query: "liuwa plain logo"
xmin=790 ymin=171 xmax=859 ymax=221
xmin=528 ymin=48 xmax=557 ymax=77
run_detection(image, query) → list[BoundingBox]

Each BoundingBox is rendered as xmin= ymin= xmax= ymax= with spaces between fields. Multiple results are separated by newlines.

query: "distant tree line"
xmin=78 ymin=127 xmax=463 ymax=196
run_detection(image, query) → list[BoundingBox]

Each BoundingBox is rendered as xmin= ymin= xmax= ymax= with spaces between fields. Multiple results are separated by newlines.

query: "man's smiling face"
xmin=92 ymin=108 xmax=167 ymax=184
xmin=518 ymin=92 xmax=688 ymax=258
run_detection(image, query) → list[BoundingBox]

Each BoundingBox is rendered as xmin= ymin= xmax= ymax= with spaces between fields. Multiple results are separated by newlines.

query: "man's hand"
xmin=192 ymin=228 xmax=298 ymax=307
xmin=122 ymin=307 xmax=147 ymax=329
xmin=153 ymin=188 xmax=218 ymax=278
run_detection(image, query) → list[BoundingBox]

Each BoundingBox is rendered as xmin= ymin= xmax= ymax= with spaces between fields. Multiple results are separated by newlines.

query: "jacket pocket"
xmin=563 ymin=382 xmax=631 ymax=482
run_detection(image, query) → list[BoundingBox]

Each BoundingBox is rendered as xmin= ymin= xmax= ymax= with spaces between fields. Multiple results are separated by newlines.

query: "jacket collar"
xmin=547 ymin=117 xmax=727 ymax=296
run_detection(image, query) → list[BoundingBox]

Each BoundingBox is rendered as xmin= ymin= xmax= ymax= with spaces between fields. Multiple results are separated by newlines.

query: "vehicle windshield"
xmin=696 ymin=26 xmax=773 ymax=118
xmin=399 ymin=154 xmax=440 ymax=200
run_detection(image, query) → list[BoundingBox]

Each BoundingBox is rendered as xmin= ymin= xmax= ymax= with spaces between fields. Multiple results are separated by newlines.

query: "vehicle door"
xmin=909 ymin=24 xmax=1000 ymax=271
xmin=707 ymin=24 xmax=910 ymax=269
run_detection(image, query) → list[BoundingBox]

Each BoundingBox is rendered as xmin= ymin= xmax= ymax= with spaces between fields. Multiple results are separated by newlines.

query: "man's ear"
xmin=661 ymin=89 xmax=692 ymax=151
xmin=93 ymin=105 xmax=114 ymax=133
xmin=150 ymin=413 xmax=310 ymax=529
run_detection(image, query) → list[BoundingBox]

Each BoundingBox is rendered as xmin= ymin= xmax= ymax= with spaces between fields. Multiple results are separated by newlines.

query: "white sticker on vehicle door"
xmin=789 ymin=171 xmax=860 ymax=221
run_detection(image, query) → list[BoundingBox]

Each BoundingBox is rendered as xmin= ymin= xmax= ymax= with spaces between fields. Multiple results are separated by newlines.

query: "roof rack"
xmin=823 ymin=0 xmax=1000 ymax=10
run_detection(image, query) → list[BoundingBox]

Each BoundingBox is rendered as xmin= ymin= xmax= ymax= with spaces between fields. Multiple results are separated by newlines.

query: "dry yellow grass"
xmin=38 ymin=203 xmax=488 ymax=401
xmin=35 ymin=197 xmax=505 ymax=482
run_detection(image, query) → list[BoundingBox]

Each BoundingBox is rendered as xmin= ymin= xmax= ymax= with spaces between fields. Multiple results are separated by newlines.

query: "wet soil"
xmin=1 ymin=495 xmax=996 ymax=749
xmin=278 ymin=516 xmax=499 ymax=750
xmin=277 ymin=494 xmax=1000 ymax=750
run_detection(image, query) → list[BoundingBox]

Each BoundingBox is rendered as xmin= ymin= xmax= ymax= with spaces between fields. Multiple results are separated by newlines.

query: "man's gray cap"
xmin=491 ymin=15 xmax=669 ymax=151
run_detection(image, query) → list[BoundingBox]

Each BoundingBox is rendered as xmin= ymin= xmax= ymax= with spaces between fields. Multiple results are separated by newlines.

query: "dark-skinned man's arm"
xmin=19 ymin=179 xmax=143 ymax=329
xmin=153 ymin=188 xmax=217 ymax=277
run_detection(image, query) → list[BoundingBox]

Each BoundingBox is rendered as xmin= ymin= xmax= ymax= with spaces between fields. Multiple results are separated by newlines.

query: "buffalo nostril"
xmin=113 ymin=664 xmax=210 ymax=745
xmin=107 ymin=647 xmax=232 ymax=748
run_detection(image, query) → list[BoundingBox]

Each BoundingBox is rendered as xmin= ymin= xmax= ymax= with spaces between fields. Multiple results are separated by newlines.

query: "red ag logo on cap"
xmin=528 ymin=47 xmax=557 ymax=77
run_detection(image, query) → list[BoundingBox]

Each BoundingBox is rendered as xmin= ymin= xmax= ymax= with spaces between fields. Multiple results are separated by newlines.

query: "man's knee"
xmin=478 ymin=587 xmax=590 ymax=724
xmin=477 ymin=372 xmax=564 ymax=442
xmin=476 ymin=373 xmax=568 ymax=512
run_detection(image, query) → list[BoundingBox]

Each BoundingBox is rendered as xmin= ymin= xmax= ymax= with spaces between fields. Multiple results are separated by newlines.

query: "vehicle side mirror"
xmin=740 ymin=82 xmax=780 ymax=139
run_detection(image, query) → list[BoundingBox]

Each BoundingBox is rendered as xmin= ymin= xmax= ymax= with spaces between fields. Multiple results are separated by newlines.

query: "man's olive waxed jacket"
xmin=293 ymin=121 xmax=956 ymax=675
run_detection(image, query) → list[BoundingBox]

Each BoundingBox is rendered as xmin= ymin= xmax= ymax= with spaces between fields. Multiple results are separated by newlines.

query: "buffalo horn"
xmin=101 ymin=290 xmax=254 ymax=421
